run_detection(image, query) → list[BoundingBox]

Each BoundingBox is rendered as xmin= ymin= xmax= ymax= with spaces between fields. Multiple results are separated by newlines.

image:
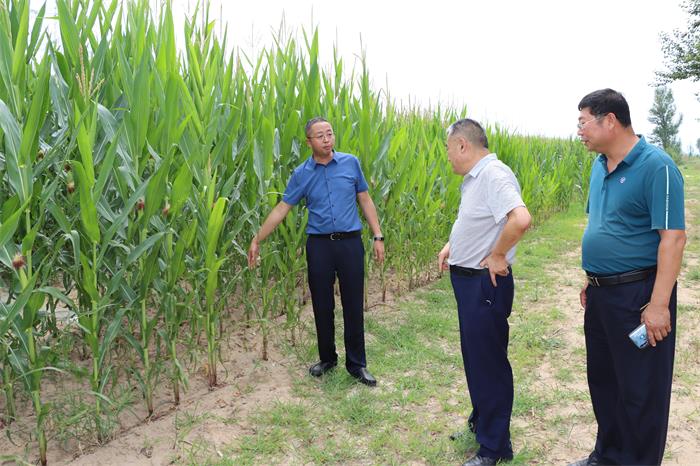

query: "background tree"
xmin=659 ymin=0 xmax=700 ymax=83
xmin=648 ymin=86 xmax=684 ymax=163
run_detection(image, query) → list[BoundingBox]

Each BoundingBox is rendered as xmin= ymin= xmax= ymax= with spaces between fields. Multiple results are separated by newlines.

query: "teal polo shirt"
xmin=582 ymin=136 xmax=685 ymax=275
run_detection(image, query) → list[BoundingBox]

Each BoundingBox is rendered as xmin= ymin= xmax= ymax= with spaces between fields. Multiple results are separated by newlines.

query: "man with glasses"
xmin=569 ymin=89 xmax=686 ymax=466
xmin=248 ymin=117 xmax=384 ymax=386
xmin=438 ymin=118 xmax=531 ymax=466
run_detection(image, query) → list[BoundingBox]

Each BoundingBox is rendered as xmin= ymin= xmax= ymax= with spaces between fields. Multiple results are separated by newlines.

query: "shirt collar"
xmin=468 ymin=153 xmax=498 ymax=178
xmin=305 ymin=150 xmax=338 ymax=170
xmin=597 ymin=135 xmax=646 ymax=169
xmin=621 ymin=135 xmax=646 ymax=166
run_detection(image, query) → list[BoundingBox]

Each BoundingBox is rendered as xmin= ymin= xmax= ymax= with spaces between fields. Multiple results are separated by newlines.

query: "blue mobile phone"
xmin=628 ymin=323 xmax=649 ymax=349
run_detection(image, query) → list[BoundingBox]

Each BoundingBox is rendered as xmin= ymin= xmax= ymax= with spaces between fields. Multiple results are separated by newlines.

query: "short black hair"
xmin=305 ymin=117 xmax=330 ymax=137
xmin=578 ymin=88 xmax=632 ymax=127
xmin=447 ymin=118 xmax=489 ymax=149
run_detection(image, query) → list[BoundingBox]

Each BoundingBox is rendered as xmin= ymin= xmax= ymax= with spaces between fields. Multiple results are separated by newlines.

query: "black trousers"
xmin=450 ymin=271 xmax=514 ymax=460
xmin=306 ymin=235 xmax=366 ymax=371
xmin=585 ymin=273 xmax=677 ymax=466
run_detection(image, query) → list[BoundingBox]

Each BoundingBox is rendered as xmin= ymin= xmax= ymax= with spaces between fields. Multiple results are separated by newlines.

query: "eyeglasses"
xmin=308 ymin=132 xmax=335 ymax=140
xmin=577 ymin=115 xmax=604 ymax=130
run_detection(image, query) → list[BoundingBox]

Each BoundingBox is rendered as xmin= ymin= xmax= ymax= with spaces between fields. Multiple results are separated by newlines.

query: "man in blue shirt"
xmin=247 ymin=117 xmax=385 ymax=386
xmin=569 ymin=89 xmax=686 ymax=466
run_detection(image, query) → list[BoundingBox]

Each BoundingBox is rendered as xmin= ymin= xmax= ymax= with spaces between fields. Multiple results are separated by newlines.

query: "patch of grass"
xmin=512 ymin=382 xmax=557 ymax=416
xmin=251 ymin=401 xmax=313 ymax=441
xmin=236 ymin=427 xmax=287 ymax=456
xmin=221 ymin=192 xmax=700 ymax=464
xmin=301 ymin=436 xmax=365 ymax=464
xmin=510 ymin=312 xmax=565 ymax=370
xmin=547 ymin=411 xmax=595 ymax=436
xmin=686 ymin=267 xmax=700 ymax=281
xmin=333 ymin=393 xmax=391 ymax=429
xmin=177 ymin=436 xmax=218 ymax=465
xmin=555 ymin=366 xmax=575 ymax=383
xmin=174 ymin=407 xmax=210 ymax=435
xmin=515 ymin=206 xmax=585 ymax=280
xmin=548 ymin=307 xmax=566 ymax=321
xmin=173 ymin=404 xmax=213 ymax=457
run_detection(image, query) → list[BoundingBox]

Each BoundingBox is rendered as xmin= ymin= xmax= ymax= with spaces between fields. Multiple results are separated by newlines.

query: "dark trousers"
xmin=585 ymin=274 xmax=677 ymax=466
xmin=450 ymin=272 xmax=514 ymax=459
xmin=306 ymin=235 xmax=366 ymax=371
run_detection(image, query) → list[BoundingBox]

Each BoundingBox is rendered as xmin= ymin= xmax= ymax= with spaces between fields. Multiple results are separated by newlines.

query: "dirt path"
xmin=519 ymin=239 xmax=700 ymax=465
xmin=523 ymin=160 xmax=700 ymax=465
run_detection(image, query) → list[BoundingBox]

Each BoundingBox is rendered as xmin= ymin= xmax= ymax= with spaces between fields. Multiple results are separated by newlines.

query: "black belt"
xmin=308 ymin=230 xmax=362 ymax=240
xmin=450 ymin=265 xmax=491 ymax=277
xmin=586 ymin=267 xmax=656 ymax=287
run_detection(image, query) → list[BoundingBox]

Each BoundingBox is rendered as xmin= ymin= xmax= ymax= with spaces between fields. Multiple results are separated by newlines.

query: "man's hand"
xmin=246 ymin=202 xmax=293 ymax=270
xmin=373 ymin=240 xmax=385 ymax=264
xmin=580 ymin=280 xmax=588 ymax=308
xmin=480 ymin=253 xmax=509 ymax=287
xmin=247 ymin=238 xmax=260 ymax=269
xmin=437 ymin=243 xmax=450 ymax=273
xmin=641 ymin=302 xmax=672 ymax=347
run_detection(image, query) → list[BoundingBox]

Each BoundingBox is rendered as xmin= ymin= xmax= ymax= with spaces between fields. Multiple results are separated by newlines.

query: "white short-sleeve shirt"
xmin=448 ymin=154 xmax=525 ymax=268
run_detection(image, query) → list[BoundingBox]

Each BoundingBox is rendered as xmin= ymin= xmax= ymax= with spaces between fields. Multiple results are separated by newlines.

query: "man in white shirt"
xmin=437 ymin=118 xmax=531 ymax=466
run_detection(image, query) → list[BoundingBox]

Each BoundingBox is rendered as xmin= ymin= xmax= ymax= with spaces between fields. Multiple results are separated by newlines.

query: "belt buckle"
xmin=591 ymin=276 xmax=600 ymax=287
xmin=330 ymin=232 xmax=340 ymax=241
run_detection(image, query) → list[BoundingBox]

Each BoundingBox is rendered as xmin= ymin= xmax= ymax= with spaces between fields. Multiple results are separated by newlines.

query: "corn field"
xmin=0 ymin=0 xmax=591 ymax=463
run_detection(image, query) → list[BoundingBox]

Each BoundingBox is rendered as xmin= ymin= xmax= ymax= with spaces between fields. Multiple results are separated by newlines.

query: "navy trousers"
xmin=585 ymin=273 xmax=676 ymax=466
xmin=450 ymin=271 xmax=514 ymax=460
xmin=306 ymin=235 xmax=366 ymax=371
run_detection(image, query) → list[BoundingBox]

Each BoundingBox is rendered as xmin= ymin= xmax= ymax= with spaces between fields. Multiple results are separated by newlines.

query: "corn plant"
xmin=159 ymin=214 xmax=197 ymax=405
xmin=202 ymin=195 xmax=227 ymax=387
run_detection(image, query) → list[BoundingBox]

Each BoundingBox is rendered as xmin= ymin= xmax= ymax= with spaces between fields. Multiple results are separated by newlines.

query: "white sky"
xmin=173 ymin=0 xmax=700 ymax=152
xmin=36 ymin=0 xmax=700 ymax=152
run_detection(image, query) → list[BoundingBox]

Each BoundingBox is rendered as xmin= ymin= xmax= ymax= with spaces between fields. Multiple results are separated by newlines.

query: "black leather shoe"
xmin=309 ymin=361 xmax=337 ymax=377
xmin=348 ymin=367 xmax=377 ymax=386
xmin=567 ymin=451 xmax=601 ymax=466
xmin=461 ymin=454 xmax=502 ymax=466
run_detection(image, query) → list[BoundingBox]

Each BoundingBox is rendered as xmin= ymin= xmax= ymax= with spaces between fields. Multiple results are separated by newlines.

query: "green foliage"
xmin=648 ymin=86 xmax=683 ymax=163
xmin=659 ymin=0 xmax=700 ymax=83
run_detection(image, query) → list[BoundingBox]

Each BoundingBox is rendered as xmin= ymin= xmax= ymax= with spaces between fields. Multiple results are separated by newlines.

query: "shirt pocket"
xmin=329 ymin=172 xmax=358 ymax=200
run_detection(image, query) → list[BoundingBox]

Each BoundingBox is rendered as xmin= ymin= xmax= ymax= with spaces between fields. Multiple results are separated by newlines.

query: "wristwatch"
xmin=373 ymin=235 xmax=384 ymax=241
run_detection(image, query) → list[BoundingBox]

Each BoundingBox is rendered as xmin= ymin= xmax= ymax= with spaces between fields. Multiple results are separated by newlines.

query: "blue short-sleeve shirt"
xmin=282 ymin=151 xmax=369 ymax=234
xmin=582 ymin=136 xmax=685 ymax=275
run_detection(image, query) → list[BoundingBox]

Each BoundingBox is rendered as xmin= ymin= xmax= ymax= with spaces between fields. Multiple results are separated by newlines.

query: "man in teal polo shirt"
xmin=568 ymin=89 xmax=686 ymax=466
